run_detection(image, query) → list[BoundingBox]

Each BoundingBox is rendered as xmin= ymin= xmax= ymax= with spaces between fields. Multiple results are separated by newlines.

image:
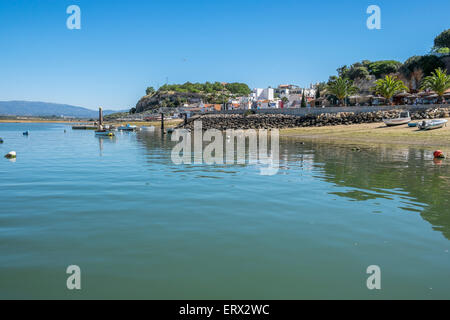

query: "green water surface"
xmin=0 ymin=123 xmax=449 ymax=299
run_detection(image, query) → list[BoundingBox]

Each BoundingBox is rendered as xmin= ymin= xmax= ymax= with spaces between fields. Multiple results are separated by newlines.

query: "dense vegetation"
xmin=322 ymin=29 xmax=450 ymax=101
xmin=135 ymin=82 xmax=252 ymax=112
xmin=433 ymin=29 xmax=450 ymax=53
xmin=148 ymin=82 xmax=251 ymax=97
xmin=421 ymin=68 xmax=450 ymax=102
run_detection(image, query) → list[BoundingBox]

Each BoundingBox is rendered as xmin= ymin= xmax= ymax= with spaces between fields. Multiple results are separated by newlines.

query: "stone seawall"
xmin=177 ymin=108 xmax=450 ymax=130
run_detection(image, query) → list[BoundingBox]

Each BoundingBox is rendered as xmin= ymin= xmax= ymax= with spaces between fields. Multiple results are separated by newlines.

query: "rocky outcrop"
xmin=135 ymin=92 xmax=202 ymax=113
xmin=177 ymin=108 xmax=450 ymax=131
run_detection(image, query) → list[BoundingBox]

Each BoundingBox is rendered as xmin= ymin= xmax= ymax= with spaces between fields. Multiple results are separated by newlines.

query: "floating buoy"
xmin=434 ymin=150 xmax=445 ymax=159
xmin=5 ymin=151 xmax=16 ymax=159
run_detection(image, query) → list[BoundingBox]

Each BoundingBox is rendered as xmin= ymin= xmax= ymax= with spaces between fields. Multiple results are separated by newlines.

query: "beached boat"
xmin=418 ymin=119 xmax=448 ymax=131
xmin=383 ymin=112 xmax=411 ymax=127
xmin=118 ymin=124 xmax=137 ymax=131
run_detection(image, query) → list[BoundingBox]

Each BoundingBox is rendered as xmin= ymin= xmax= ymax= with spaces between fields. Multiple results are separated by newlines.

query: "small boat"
xmin=95 ymin=130 xmax=115 ymax=137
xmin=94 ymin=107 xmax=115 ymax=137
xmin=0 ymin=138 xmax=3 ymax=144
xmin=23 ymin=131 xmax=30 ymax=136
xmin=118 ymin=124 xmax=137 ymax=132
xmin=418 ymin=119 xmax=448 ymax=130
xmin=383 ymin=111 xmax=411 ymax=127
xmin=4 ymin=151 xmax=16 ymax=159
xmin=141 ymin=126 xmax=156 ymax=132
xmin=72 ymin=125 xmax=98 ymax=130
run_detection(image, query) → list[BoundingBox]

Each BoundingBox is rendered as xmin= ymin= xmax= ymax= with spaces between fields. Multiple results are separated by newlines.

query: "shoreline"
xmin=2 ymin=118 xmax=450 ymax=150
xmin=280 ymin=118 xmax=450 ymax=150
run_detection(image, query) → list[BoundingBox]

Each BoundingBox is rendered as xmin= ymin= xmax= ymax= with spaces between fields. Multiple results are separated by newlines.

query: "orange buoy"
xmin=434 ymin=150 xmax=445 ymax=159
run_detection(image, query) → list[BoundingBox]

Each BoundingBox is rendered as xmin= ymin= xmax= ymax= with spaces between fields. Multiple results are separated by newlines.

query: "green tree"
xmin=347 ymin=66 xmax=370 ymax=80
xmin=367 ymin=60 xmax=402 ymax=78
xmin=420 ymin=68 xmax=450 ymax=102
xmin=373 ymin=75 xmax=408 ymax=105
xmin=225 ymin=83 xmax=251 ymax=96
xmin=315 ymin=87 xmax=321 ymax=99
xmin=301 ymin=91 xmax=307 ymax=108
xmin=326 ymin=77 xmax=358 ymax=106
xmin=400 ymin=55 xmax=446 ymax=77
xmin=146 ymin=87 xmax=155 ymax=95
xmin=434 ymin=29 xmax=450 ymax=50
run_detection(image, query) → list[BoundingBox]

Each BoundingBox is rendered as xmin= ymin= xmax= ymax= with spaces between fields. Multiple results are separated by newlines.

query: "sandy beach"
xmin=280 ymin=118 xmax=450 ymax=149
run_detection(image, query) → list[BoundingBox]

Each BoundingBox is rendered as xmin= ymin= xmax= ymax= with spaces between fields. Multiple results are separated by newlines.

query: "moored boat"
xmin=141 ymin=126 xmax=156 ymax=132
xmin=95 ymin=130 xmax=115 ymax=137
xmin=383 ymin=111 xmax=411 ymax=127
xmin=94 ymin=107 xmax=115 ymax=137
xmin=418 ymin=119 xmax=448 ymax=130
xmin=118 ymin=124 xmax=137 ymax=131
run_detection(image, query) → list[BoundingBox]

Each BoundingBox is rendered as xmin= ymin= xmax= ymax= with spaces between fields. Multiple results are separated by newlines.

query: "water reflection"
xmin=136 ymin=132 xmax=450 ymax=240
xmin=281 ymin=138 xmax=450 ymax=240
xmin=96 ymin=135 xmax=116 ymax=156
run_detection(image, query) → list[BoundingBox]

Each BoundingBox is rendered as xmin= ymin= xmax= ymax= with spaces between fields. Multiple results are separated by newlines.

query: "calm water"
xmin=0 ymin=122 xmax=449 ymax=299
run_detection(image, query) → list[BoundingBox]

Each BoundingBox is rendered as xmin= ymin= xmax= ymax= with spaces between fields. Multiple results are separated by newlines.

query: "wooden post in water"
xmin=99 ymin=107 xmax=104 ymax=130
xmin=160 ymin=113 xmax=165 ymax=133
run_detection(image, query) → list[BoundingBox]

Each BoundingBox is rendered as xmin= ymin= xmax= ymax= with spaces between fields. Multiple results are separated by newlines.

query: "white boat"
xmin=118 ymin=124 xmax=137 ymax=131
xmin=141 ymin=126 xmax=156 ymax=132
xmin=418 ymin=119 xmax=448 ymax=130
xmin=383 ymin=111 xmax=411 ymax=127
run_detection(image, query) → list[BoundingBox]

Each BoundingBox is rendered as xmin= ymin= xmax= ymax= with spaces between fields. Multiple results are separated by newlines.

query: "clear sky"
xmin=0 ymin=0 xmax=449 ymax=110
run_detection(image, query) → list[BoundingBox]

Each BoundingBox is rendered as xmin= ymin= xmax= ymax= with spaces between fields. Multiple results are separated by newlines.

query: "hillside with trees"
xmin=321 ymin=29 xmax=450 ymax=104
xmin=134 ymin=82 xmax=251 ymax=113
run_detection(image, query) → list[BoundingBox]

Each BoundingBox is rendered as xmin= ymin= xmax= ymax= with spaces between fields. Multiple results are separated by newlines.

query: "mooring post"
xmin=161 ymin=113 xmax=165 ymax=132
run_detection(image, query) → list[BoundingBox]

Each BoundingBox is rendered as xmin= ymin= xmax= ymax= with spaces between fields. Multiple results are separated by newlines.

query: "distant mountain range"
xmin=0 ymin=101 xmax=122 ymax=118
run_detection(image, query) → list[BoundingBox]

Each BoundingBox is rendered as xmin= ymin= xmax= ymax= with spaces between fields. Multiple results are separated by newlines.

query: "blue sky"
xmin=0 ymin=0 xmax=449 ymax=110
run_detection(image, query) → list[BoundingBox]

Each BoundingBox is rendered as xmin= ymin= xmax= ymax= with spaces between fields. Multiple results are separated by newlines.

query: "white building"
xmin=253 ymin=88 xmax=274 ymax=101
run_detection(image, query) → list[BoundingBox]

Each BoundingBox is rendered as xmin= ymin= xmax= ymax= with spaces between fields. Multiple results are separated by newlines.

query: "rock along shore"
xmin=176 ymin=108 xmax=450 ymax=131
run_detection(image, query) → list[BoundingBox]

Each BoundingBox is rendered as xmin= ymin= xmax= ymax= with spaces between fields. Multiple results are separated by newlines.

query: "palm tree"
xmin=373 ymin=75 xmax=408 ymax=105
xmin=326 ymin=77 xmax=358 ymax=106
xmin=420 ymin=68 xmax=450 ymax=103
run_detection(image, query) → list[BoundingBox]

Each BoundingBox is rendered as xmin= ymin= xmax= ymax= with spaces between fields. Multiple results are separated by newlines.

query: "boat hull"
xmin=418 ymin=119 xmax=448 ymax=130
xmin=383 ymin=118 xmax=411 ymax=126
xmin=95 ymin=131 xmax=115 ymax=137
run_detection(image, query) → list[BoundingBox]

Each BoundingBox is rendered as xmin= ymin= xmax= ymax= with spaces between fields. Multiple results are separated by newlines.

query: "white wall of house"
xmin=253 ymin=88 xmax=274 ymax=101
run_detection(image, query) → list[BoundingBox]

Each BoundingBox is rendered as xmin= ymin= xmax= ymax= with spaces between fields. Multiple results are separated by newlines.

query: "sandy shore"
xmin=280 ymin=118 xmax=450 ymax=149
